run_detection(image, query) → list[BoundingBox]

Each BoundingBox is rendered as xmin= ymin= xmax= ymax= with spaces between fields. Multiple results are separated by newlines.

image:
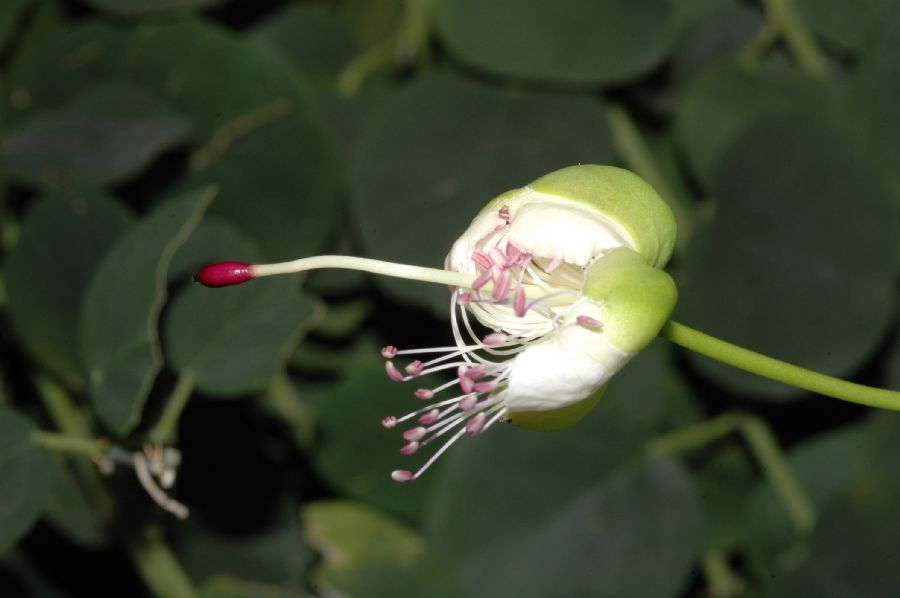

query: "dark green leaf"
xmin=44 ymin=461 xmax=106 ymax=547
xmin=677 ymin=113 xmax=898 ymax=399
xmin=351 ymin=71 xmax=614 ymax=315
xmin=80 ymin=187 xmax=214 ymax=435
xmin=426 ymin=344 xmax=698 ymax=598
xmin=78 ymin=0 xmax=227 ymax=16
xmin=0 ymin=406 xmax=52 ymax=554
xmin=794 ymin=0 xmax=894 ymax=53
xmin=304 ymin=500 xmax=461 ymax=598
xmin=752 ymin=414 xmax=900 ymax=596
xmin=676 ymin=63 xmax=842 ymax=187
xmin=1 ymin=84 xmax=190 ymax=187
xmin=852 ymin=6 xmax=900 ymax=201
xmin=164 ymin=277 xmax=320 ymax=397
xmin=694 ymin=444 xmax=757 ymax=553
xmin=177 ymin=502 xmax=307 ymax=591
xmin=253 ymin=3 xmax=358 ymax=90
xmin=668 ymin=0 xmax=761 ymax=90
xmin=435 ymin=0 xmax=673 ymax=85
xmin=0 ymin=0 xmax=29 ymax=52
xmin=747 ymin=423 xmax=866 ymax=579
xmin=308 ymin=339 xmax=440 ymax=522
xmin=3 ymin=190 xmax=131 ymax=388
xmin=9 ymin=20 xmax=342 ymax=261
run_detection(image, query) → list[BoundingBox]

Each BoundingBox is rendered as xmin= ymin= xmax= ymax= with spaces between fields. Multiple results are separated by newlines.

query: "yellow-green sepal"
xmin=529 ymin=165 xmax=677 ymax=269
xmin=584 ymin=247 xmax=677 ymax=353
xmin=507 ymin=384 xmax=607 ymax=432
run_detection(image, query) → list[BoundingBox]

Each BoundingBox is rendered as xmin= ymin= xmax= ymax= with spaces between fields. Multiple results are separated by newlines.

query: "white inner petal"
xmin=504 ymin=302 xmax=633 ymax=411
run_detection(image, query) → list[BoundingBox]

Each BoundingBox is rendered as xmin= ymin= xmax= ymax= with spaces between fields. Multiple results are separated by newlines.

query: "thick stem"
xmin=645 ymin=412 xmax=742 ymax=458
xmin=32 ymin=431 xmax=108 ymax=456
xmin=647 ymin=412 xmax=815 ymax=537
xmin=740 ymin=415 xmax=816 ymax=533
xmin=761 ymin=0 xmax=830 ymax=79
xmin=149 ymin=375 xmax=194 ymax=444
xmin=660 ymin=321 xmax=900 ymax=411
xmin=129 ymin=527 xmax=197 ymax=598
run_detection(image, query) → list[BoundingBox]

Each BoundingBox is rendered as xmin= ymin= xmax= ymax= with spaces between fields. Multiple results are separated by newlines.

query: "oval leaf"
xmin=164 ymin=277 xmax=320 ymax=397
xmin=0 ymin=84 xmax=190 ymax=187
xmin=435 ymin=0 xmax=673 ymax=85
xmin=80 ymin=187 xmax=214 ymax=435
xmin=0 ymin=406 xmax=52 ymax=554
xmin=4 ymin=190 xmax=131 ymax=389
xmin=8 ymin=19 xmax=342 ymax=261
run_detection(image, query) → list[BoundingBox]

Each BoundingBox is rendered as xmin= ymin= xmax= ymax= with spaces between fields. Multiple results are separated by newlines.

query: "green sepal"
xmin=482 ymin=165 xmax=677 ymax=269
xmin=508 ymin=384 xmax=607 ymax=432
xmin=584 ymin=247 xmax=677 ymax=353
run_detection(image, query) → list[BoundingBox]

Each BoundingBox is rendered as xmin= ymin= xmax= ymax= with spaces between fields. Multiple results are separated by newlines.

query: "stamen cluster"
xmin=381 ymin=207 xmax=601 ymax=482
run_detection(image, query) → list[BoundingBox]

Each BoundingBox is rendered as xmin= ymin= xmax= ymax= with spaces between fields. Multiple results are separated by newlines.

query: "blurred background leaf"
xmin=80 ymin=187 xmax=213 ymax=434
xmin=0 ymin=406 xmax=52 ymax=554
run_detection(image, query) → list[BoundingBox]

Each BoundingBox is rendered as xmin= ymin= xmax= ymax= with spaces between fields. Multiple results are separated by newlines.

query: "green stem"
xmin=605 ymin=103 xmax=695 ymax=250
xmin=701 ymin=550 xmax=746 ymax=598
xmin=129 ymin=527 xmax=197 ymax=598
xmin=149 ymin=375 xmax=194 ymax=444
xmin=394 ymin=0 xmax=434 ymax=67
xmin=740 ymin=415 xmax=816 ymax=533
xmin=34 ymin=373 xmax=94 ymax=438
xmin=646 ymin=411 xmax=815 ymax=538
xmin=660 ymin=321 xmax=900 ymax=411
xmin=337 ymin=40 xmax=393 ymax=97
xmin=740 ymin=17 xmax=780 ymax=66
xmin=761 ymin=0 xmax=830 ymax=79
xmin=33 ymin=374 xmax=113 ymax=516
xmin=32 ymin=431 xmax=108 ymax=456
xmin=646 ymin=412 xmax=742 ymax=458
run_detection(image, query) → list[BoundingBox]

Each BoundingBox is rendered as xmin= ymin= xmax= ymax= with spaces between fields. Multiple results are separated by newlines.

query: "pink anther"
xmin=472 ymin=270 xmax=493 ymax=291
xmin=462 ymin=365 xmax=486 ymax=379
xmin=382 ymin=416 xmax=398 ymax=428
xmin=545 ymin=257 xmax=563 ymax=273
xmin=489 ymin=247 xmax=507 ymax=269
xmin=402 ymin=427 xmax=426 ymax=442
xmin=513 ymin=286 xmax=527 ymax=317
xmin=466 ymin=412 xmax=487 ymax=436
xmin=492 ymin=270 xmax=511 ymax=301
xmin=473 ymin=381 xmax=498 ymax=393
xmin=458 ymin=395 xmax=478 ymax=411
xmin=391 ymin=470 xmax=413 ymax=482
xmin=472 ymin=250 xmax=493 ymax=269
xmin=414 ymin=388 xmax=434 ymax=400
xmin=482 ymin=332 xmax=508 ymax=347
xmin=576 ymin=315 xmax=603 ymax=328
xmin=400 ymin=441 xmax=420 ymax=456
xmin=405 ymin=360 xmax=424 ymax=375
xmin=459 ymin=375 xmax=474 ymax=394
xmin=418 ymin=409 xmax=441 ymax=425
xmin=385 ymin=362 xmax=405 ymax=382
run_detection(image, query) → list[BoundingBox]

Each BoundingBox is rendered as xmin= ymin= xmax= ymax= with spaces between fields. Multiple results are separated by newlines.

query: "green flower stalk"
xmin=195 ymin=164 xmax=899 ymax=482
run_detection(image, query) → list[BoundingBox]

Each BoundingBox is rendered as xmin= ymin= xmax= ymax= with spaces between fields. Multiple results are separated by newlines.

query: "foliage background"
xmin=1 ymin=0 xmax=900 ymax=596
